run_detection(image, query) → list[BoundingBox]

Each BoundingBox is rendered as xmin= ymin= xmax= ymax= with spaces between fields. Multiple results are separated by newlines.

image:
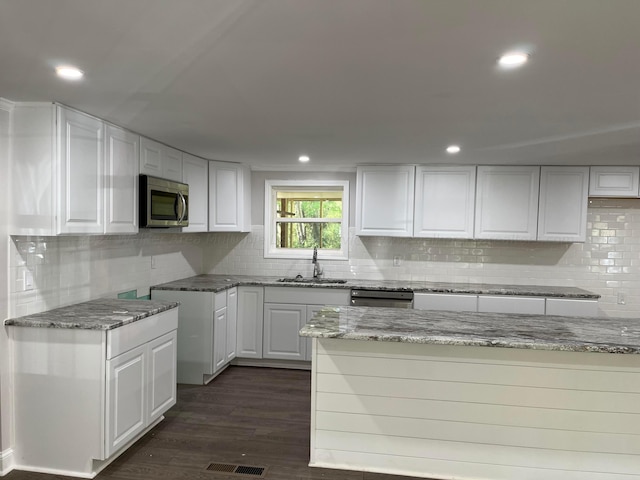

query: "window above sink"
xmin=264 ymin=180 xmax=350 ymax=260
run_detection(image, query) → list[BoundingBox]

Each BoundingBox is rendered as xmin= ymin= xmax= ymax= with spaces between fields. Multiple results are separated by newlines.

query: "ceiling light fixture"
xmin=298 ymin=155 xmax=310 ymax=163
xmin=498 ymin=51 xmax=529 ymax=69
xmin=446 ymin=145 xmax=461 ymax=154
xmin=55 ymin=65 xmax=84 ymax=80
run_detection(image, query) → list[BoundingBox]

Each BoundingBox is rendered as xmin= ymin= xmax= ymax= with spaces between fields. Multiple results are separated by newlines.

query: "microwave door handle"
xmin=178 ymin=193 xmax=187 ymax=222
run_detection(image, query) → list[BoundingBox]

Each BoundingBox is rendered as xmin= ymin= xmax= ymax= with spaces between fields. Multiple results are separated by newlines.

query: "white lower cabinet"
xmin=414 ymin=292 xmax=597 ymax=317
xmin=263 ymin=287 xmax=351 ymax=362
xmin=11 ymin=308 xmax=178 ymax=478
xmin=546 ymin=298 xmax=598 ymax=317
xmin=263 ymin=304 xmax=307 ymax=360
xmin=151 ymin=288 xmax=237 ymax=384
xmin=414 ymin=293 xmax=478 ymax=312
xmin=237 ymin=286 xmax=264 ymax=358
xmin=106 ymin=344 xmax=146 ymax=456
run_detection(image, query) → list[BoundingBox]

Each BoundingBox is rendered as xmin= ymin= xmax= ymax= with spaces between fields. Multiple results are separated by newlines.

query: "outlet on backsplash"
xmin=618 ymin=292 xmax=626 ymax=305
xmin=393 ymin=255 xmax=402 ymax=267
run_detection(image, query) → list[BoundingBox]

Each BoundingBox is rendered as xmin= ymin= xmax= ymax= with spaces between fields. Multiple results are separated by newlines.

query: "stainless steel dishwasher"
xmin=350 ymin=289 xmax=414 ymax=308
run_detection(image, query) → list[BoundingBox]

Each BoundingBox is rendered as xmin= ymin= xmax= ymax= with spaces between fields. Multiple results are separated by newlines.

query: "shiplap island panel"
xmin=301 ymin=307 xmax=640 ymax=480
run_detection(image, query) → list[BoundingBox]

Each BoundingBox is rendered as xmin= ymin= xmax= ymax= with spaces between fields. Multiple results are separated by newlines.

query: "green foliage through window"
xmin=275 ymin=193 xmax=343 ymax=249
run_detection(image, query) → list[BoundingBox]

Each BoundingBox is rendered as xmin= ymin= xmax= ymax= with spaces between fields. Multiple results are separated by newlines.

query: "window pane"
xmin=276 ymin=192 xmax=342 ymax=219
xmin=276 ymin=222 xmax=342 ymax=250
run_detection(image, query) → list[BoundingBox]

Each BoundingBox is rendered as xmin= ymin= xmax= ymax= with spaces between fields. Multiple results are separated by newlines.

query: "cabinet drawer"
xmin=107 ymin=308 xmax=178 ymax=359
xmin=264 ymin=287 xmax=350 ymax=305
xmin=477 ymin=296 xmax=545 ymax=315
xmin=414 ymin=293 xmax=477 ymax=312
xmin=546 ymin=298 xmax=598 ymax=317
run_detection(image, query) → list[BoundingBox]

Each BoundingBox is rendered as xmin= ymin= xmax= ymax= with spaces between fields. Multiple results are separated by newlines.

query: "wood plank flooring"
xmin=5 ymin=366 xmax=421 ymax=480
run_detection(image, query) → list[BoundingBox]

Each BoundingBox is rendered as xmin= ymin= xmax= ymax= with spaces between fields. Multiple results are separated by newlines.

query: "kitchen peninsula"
xmin=5 ymin=299 xmax=180 ymax=478
xmin=300 ymin=307 xmax=640 ymax=480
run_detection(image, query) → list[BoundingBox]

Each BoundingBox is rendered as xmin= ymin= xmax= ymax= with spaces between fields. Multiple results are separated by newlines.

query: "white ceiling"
xmin=1 ymin=0 xmax=639 ymax=170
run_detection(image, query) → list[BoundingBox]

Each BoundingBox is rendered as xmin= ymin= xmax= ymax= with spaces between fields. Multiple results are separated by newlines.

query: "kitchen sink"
xmin=277 ymin=277 xmax=347 ymax=284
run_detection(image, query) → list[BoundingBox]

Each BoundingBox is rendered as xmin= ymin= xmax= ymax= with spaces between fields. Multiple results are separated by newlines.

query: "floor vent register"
xmin=205 ymin=462 xmax=267 ymax=477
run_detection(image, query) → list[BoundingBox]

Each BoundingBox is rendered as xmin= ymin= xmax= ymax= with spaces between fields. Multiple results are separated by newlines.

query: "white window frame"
xmin=264 ymin=179 xmax=349 ymax=260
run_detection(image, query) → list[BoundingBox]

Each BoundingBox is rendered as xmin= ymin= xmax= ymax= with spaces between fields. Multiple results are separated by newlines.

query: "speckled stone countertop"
xmin=4 ymin=298 xmax=179 ymax=330
xmin=151 ymin=274 xmax=599 ymax=299
xmin=300 ymin=306 xmax=640 ymax=354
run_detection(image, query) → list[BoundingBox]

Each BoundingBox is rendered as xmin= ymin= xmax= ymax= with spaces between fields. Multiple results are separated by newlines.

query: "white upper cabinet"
xmin=104 ymin=124 xmax=139 ymax=234
xmin=10 ymin=103 xmax=114 ymax=235
xmin=57 ymin=107 xmax=105 ymax=234
xmin=538 ymin=166 xmax=589 ymax=242
xmin=414 ymin=165 xmax=476 ymax=238
xmin=356 ymin=165 xmax=415 ymax=237
xmin=475 ymin=166 xmax=540 ymax=241
xmin=140 ymin=137 xmax=183 ymax=182
xmin=209 ymin=161 xmax=251 ymax=232
xmin=181 ymin=153 xmax=208 ymax=232
xmin=589 ymin=166 xmax=640 ymax=197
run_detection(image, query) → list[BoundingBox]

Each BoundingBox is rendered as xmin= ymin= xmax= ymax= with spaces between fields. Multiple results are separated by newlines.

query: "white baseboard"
xmin=0 ymin=448 xmax=14 ymax=476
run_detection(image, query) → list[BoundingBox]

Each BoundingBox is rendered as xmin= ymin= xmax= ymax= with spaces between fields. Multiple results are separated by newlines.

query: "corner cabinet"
xmin=538 ymin=166 xmax=589 ymax=242
xmin=151 ymin=288 xmax=238 ymax=384
xmin=209 ymin=161 xmax=252 ymax=232
xmin=356 ymin=165 xmax=415 ymax=237
xmin=11 ymin=309 xmax=178 ymax=478
xmin=181 ymin=153 xmax=209 ymax=232
xmin=11 ymin=103 xmax=139 ymax=235
xmin=474 ymin=166 xmax=540 ymax=241
xmin=414 ymin=165 xmax=476 ymax=238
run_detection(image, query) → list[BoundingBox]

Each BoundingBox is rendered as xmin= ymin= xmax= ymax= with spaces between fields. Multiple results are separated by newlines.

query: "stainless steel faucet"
xmin=312 ymin=246 xmax=323 ymax=278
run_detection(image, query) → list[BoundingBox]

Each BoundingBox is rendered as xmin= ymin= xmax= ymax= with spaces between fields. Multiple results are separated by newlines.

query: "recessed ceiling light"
xmin=55 ymin=65 xmax=84 ymax=80
xmin=498 ymin=51 xmax=529 ymax=69
xmin=298 ymin=155 xmax=310 ymax=163
xmin=446 ymin=145 xmax=461 ymax=154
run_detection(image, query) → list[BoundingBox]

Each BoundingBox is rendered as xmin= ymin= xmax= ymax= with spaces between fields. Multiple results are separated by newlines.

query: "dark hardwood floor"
xmin=6 ymin=366 xmax=419 ymax=480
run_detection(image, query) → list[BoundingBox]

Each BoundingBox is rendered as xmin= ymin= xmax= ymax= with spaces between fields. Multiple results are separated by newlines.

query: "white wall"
xmin=0 ymin=100 xmax=13 ymax=472
xmin=8 ymin=233 xmax=204 ymax=318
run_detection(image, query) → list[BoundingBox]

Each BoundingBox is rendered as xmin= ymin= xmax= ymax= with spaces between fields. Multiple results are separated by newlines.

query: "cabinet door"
xmin=162 ymin=145 xmax=183 ymax=182
xmin=263 ymin=304 xmax=306 ymax=360
xmin=226 ymin=287 xmax=238 ymax=362
xmin=237 ymin=286 xmax=264 ymax=359
xmin=414 ymin=166 xmax=476 ymax=238
xmin=57 ymin=107 xmax=105 ymax=234
xmin=475 ymin=166 xmax=540 ymax=240
xmin=181 ymin=153 xmax=209 ymax=232
xmin=213 ymin=307 xmax=228 ymax=372
xmin=356 ymin=165 xmax=415 ymax=236
xmin=105 ymin=124 xmax=139 ymax=234
xmin=589 ymin=166 xmax=640 ymax=197
xmin=147 ymin=331 xmax=177 ymax=424
xmin=105 ymin=344 xmax=146 ymax=457
xmin=538 ymin=166 xmax=589 ymax=242
xmin=140 ymin=137 xmax=163 ymax=177
xmin=209 ymin=161 xmax=251 ymax=232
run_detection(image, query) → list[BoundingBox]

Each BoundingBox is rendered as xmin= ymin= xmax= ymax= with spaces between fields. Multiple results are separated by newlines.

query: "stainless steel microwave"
xmin=139 ymin=175 xmax=189 ymax=228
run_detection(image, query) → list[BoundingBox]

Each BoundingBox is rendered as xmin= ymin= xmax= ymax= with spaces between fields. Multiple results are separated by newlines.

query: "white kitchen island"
xmin=300 ymin=307 xmax=640 ymax=480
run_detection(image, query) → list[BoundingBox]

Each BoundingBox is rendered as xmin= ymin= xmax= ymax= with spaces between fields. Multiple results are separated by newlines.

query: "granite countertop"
xmin=4 ymin=298 xmax=179 ymax=330
xmin=151 ymin=274 xmax=599 ymax=299
xmin=300 ymin=306 xmax=640 ymax=354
